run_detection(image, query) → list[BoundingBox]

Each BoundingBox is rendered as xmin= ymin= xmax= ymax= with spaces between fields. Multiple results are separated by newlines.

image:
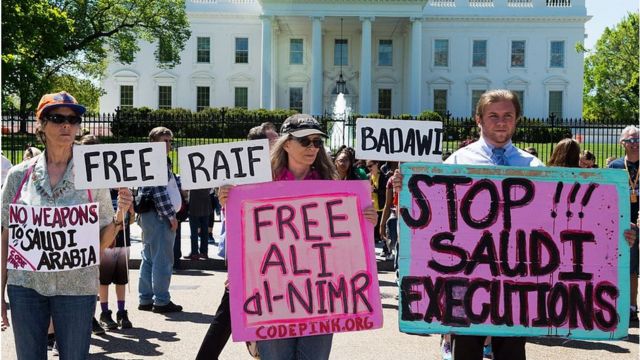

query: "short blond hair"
xmin=475 ymin=89 xmax=521 ymax=120
xmin=148 ymin=127 xmax=173 ymax=142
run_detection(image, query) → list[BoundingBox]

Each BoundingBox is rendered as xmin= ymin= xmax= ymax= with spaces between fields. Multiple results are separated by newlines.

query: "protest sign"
xmin=178 ymin=139 xmax=271 ymax=190
xmin=226 ymin=180 xmax=383 ymax=341
xmin=73 ymin=142 xmax=168 ymax=189
xmin=7 ymin=203 xmax=101 ymax=272
xmin=398 ymin=163 xmax=630 ymax=340
xmin=355 ymin=118 xmax=443 ymax=162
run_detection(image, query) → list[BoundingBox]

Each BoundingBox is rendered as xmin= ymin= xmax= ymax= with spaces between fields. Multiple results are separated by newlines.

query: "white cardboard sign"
xmin=178 ymin=139 xmax=272 ymax=190
xmin=355 ymin=118 xmax=443 ymax=163
xmin=7 ymin=203 xmax=101 ymax=272
xmin=73 ymin=143 xmax=168 ymax=189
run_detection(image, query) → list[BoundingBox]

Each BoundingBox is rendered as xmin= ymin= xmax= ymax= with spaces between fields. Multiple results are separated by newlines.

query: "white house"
xmin=100 ymin=0 xmax=590 ymax=119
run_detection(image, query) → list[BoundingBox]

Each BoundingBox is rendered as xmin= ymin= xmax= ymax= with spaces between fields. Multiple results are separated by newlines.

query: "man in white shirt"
xmin=445 ymin=89 xmax=542 ymax=360
xmin=1 ymin=154 xmax=12 ymax=187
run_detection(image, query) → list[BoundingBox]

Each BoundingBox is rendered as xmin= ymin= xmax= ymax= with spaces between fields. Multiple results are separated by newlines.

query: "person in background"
xmin=217 ymin=114 xmax=377 ymax=360
xmin=367 ymin=160 xmax=387 ymax=244
xmin=579 ymin=149 xmax=598 ymax=168
xmin=609 ymin=125 xmax=639 ymax=323
xmin=137 ymin=127 xmax=183 ymax=313
xmin=524 ymin=146 xmax=538 ymax=157
xmin=173 ymin=175 xmax=188 ymax=270
xmin=186 ymin=187 xmax=213 ymax=260
xmin=1 ymin=91 xmax=132 ymax=359
xmin=379 ymin=161 xmax=399 ymax=259
xmin=606 ymin=156 xmax=617 ymax=167
xmin=23 ymin=145 xmax=42 ymax=161
xmin=334 ymin=146 xmax=366 ymax=180
xmin=547 ymin=138 xmax=580 ymax=167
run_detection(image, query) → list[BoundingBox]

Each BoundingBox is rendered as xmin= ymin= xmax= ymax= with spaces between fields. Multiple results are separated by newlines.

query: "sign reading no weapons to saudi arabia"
xmin=355 ymin=118 xmax=443 ymax=163
xmin=398 ymin=163 xmax=630 ymax=340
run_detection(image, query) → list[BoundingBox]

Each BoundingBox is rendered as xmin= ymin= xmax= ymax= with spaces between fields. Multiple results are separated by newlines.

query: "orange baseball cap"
xmin=35 ymin=91 xmax=86 ymax=120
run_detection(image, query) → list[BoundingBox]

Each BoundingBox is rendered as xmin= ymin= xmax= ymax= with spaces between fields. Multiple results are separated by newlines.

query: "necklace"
xmin=624 ymin=156 xmax=639 ymax=203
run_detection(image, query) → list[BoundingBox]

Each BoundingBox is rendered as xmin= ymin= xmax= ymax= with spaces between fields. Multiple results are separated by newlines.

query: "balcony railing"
xmin=508 ymin=0 xmax=533 ymax=7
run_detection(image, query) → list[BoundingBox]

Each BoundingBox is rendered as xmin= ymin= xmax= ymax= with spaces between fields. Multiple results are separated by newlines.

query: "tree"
xmin=1 ymin=0 xmax=190 ymax=130
xmin=581 ymin=12 xmax=639 ymax=122
xmin=50 ymin=75 xmax=105 ymax=114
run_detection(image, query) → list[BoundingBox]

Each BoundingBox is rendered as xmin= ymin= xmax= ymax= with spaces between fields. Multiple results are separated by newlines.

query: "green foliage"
xmin=397 ymin=113 xmax=414 ymax=120
xmin=582 ymin=12 xmax=639 ymax=122
xmin=50 ymin=75 xmax=105 ymax=113
xmin=365 ymin=113 xmax=385 ymax=119
xmin=417 ymin=111 xmax=443 ymax=122
xmin=1 ymin=0 xmax=191 ymax=115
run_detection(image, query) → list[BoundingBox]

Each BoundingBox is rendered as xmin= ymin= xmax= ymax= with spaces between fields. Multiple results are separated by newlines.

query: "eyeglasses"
xmin=294 ymin=137 xmax=323 ymax=148
xmin=622 ymin=137 xmax=639 ymax=144
xmin=44 ymin=114 xmax=82 ymax=125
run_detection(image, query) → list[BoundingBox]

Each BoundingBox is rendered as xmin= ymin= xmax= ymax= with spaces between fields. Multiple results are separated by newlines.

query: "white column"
xmin=260 ymin=15 xmax=273 ymax=109
xmin=311 ymin=16 xmax=324 ymax=115
xmin=409 ymin=17 xmax=423 ymax=116
xmin=359 ymin=16 xmax=374 ymax=115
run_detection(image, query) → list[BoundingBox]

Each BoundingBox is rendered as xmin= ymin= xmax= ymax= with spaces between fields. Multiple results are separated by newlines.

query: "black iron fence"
xmin=1 ymin=109 xmax=633 ymax=169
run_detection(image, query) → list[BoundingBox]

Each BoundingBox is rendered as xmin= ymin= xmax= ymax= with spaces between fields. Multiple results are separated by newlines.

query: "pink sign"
xmin=398 ymin=164 xmax=630 ymax=339
xmin=226 ymin=180 xmax=383 ymax=342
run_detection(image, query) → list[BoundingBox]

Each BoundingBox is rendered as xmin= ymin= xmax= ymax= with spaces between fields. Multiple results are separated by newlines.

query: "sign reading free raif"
xmin=398 ymin=163 xmax=630 ymax=340
xmin=226 ymin=180 xmax=383 ymax=341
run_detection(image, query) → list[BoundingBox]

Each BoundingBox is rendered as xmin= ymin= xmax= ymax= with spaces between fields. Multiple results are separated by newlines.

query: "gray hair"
xmin=148 ymin=127 xmax=173 ymax=142
xmin=620 ymin=125 xmax=639 ymax=142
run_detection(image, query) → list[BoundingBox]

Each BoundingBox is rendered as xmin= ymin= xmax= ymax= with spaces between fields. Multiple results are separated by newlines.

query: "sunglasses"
xmin=44 ymin=114 xmax=82 ymax=125
xmin=294 ymin=137 xmax=323 ymax=148
xmin=622 ymin=137 xmax=639 ymax=144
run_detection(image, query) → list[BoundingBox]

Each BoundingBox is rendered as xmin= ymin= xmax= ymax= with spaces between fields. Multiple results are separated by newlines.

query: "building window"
xmin=196 ymin=86 xmax=210 ymax=111
xmin=548 ymin=90 xmax=563 ymax=119
xmin=290 ymin=39 xmax=303 ymax=65
xmin=471 ymin=89 xmax=486 ymax=116
xmin=434 ymin=39 xmax=449 ymax=67
xmin=513 ymin=90 xmax=525 ymax=115
xmin=472 ymin=40 xmax=487 ymax=67
xmin=378 ymin=89 xmax=392 ymax=116
xmin=378 ymin=40 xmax=393 ymax=66
xmin=289 ymin=87 xmax=303 ymax=113
xmin=511 ymin=40 xmax=526 ymax=68
xmin=197 ymin=37 xmax=210 ymax=63
xmin=550 ymin=41 xmax=565 ymax=68
xmin=235 ymin=87 xmax=248 ymax=108
xmin=433 ymin=89 xmax=447 ymax=116
xmin=334 ymin=39 xmax=348 ymax=66
xmin=120 ymin=85 xmax=133 ymax=108
xmin=158 ymin=38 xmax=172 ymax=63
xmin=235 ymin=37 xmax=249 ymax=64
xmin=158 ymin=86 xmax=172 ymax=109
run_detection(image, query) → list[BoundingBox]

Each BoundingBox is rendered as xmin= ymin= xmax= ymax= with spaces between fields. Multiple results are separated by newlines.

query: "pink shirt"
xmin=275 ymin=168 xmax=322 ymax=181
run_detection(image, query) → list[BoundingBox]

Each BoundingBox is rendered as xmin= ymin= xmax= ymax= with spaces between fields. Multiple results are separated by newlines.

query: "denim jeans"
xmin=138 ymin=211 xmax=176 ymax=306
xmin=8 ymin=285 xmax=95 ymax=360
xmin=189 ymin=215 xmax=210 ymax=255
xmin=257 ymin=334 xmax=333 ymax=360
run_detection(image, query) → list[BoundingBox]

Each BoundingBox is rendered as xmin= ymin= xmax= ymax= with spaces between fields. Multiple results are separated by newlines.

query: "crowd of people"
xmin=0 ymin=89 xmax=638 ymax=360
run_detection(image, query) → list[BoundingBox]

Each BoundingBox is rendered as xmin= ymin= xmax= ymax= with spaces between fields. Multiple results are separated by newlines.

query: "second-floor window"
xmin=472 ymin=40 xmax=487 ymax=67
xmin=511 ymin=40 xmax=526 ymax=68
xmin=434 ymin=39 xmax=449 ymax=67
xmin=158 ymin=38 xmax=172 ymax=64
xmin=378 ymin=40 xmax=393 ymax=66
xmin=290 ymin=39 xmax=303 ymax=64
xmin=550 ymin=40 xmax=565 ymax=68
xmin=334 ymin=39 xmax=348 ymax=66
xmin=197 ymin=37 xmax=210 ymax=63
xmin=235 ymin=37 xmax=249 ymax=64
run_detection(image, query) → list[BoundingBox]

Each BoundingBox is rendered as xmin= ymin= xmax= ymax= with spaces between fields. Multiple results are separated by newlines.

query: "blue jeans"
xmin=189 ymin=215 xmax=209 ymax=255
xmin=138 ymin=212 xmax=175 ymax=306
xmin=8 ymin=285 xmax=95 ymax=360
xmin=257 ymin=334 xmax=333 ymax=360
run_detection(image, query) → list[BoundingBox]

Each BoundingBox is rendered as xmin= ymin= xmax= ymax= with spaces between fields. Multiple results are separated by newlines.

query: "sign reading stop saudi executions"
xmin=226 ymin=180 xmax=383 ymax=342
xmin=398 ymin=163 xmax=630 ymax=340
xmin=7 ymin=203 xmax=101 ymax=272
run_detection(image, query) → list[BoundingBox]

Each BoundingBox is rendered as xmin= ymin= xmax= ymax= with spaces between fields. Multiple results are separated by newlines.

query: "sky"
xmin=584 ymin=0 xmax=639 ymax=50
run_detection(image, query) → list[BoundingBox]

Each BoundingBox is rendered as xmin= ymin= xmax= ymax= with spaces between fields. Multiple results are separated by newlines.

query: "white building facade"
xmin=100 ymin=0 xmax=590 ymax=119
